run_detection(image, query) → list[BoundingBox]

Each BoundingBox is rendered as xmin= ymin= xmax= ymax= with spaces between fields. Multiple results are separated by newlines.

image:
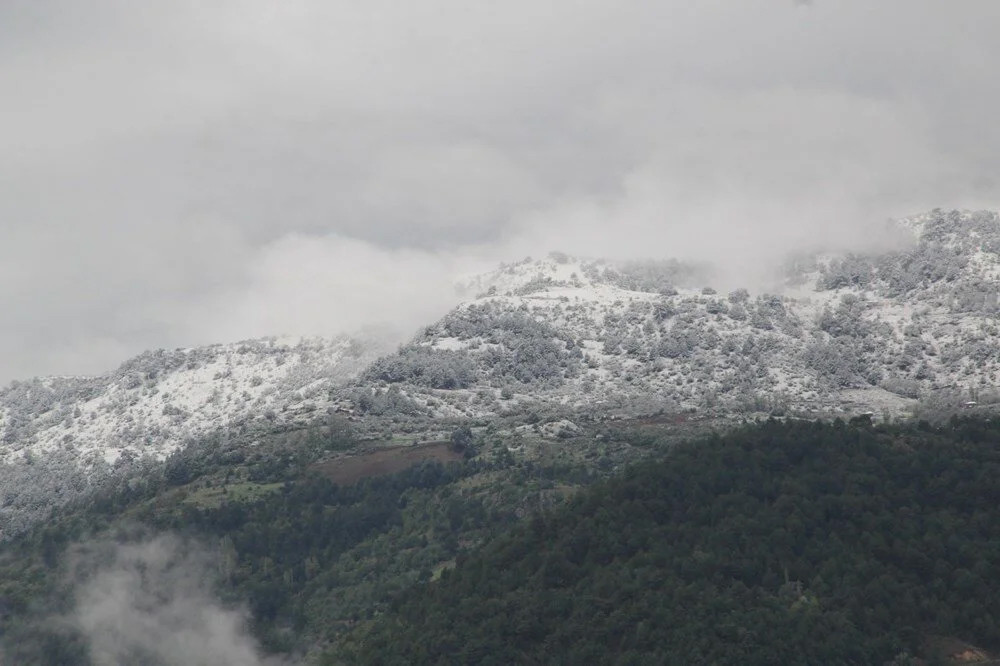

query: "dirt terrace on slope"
xmin=313 ymin=441 xmax=465 ymax=486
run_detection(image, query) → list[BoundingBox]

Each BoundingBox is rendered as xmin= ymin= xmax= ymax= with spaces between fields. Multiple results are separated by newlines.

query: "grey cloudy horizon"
xmin=2 ymin=0 xmax=1000 ymax=382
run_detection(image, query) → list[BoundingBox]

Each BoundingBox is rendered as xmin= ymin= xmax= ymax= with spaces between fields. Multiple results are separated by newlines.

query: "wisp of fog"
xmin=65 ymin=534 xmax=283 ymax=666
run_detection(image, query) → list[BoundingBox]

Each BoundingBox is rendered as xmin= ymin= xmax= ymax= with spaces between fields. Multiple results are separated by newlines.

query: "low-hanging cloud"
xmin=176 ymin=233 xmax=481 ymax=345
xmin=2 ymin=0 xmax=1000 ymax=381
xmin=65 ymin=534 xmax=283 ymax=666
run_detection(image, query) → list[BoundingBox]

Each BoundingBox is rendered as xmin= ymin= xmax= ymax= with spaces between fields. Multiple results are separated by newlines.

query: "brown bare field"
xmin=631 ymin=413 xmax=691 ymax=426
xmin=313 ymin=441 xmax=464 ymax=486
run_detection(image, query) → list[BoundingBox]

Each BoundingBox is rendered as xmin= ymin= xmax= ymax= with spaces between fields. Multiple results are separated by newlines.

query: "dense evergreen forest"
xmin=330 ymin=418 xmax=1000 ymax=665
xmin=2 ymin=416 xmax=1000 ymax=664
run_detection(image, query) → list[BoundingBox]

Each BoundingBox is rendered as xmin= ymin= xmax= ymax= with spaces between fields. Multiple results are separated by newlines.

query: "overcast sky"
xmin=2 ymin=0 xmax=999 ymax=382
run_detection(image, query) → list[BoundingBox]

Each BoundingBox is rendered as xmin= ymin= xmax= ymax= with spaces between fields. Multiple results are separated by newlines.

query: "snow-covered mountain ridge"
xmin=355 ymin=209 xmax=1000 ymax=422
xmin=5 ymin=208 xmax=1000 ymax=469
xmin=0 ymin=336 xmax=382 ymax=469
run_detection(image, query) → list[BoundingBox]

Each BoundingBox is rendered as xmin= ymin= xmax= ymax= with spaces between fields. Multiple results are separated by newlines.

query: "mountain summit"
xmin=356 ymin=209 xmax=1000 ymax=422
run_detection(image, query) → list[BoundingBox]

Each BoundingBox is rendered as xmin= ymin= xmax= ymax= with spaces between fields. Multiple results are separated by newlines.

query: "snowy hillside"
xmin=0 ymin=334 xmax=392 ymax=537
xmin=0 ymin=336 xmax=382 ymax=469
xmin=6 ymin=208 xmax=1000 ymax=464
xmin=352 ymin=209 xmax=1000 ymax=422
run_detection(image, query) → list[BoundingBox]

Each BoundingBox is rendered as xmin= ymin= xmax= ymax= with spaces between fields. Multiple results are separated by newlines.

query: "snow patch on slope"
xmin=0 ymin=336 xmax=383 ymax=467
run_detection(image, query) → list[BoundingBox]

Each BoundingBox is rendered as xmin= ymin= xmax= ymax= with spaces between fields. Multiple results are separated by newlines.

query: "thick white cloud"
xmin=179 ymin=233 xmax=476 ymax=345
xmin=1 ymin=0 xmax=999 ymax=380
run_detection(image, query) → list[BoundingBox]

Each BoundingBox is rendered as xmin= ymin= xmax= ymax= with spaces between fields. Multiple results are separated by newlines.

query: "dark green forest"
xmin=331 ymin=418 xmax=1000 ymax=665
xmin=3 ymin=417 xmax=1000 ymax=665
